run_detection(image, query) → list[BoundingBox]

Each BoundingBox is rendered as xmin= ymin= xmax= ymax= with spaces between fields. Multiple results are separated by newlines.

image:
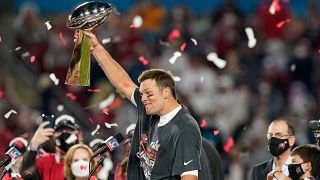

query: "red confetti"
xmin=200 ymin=119 xmax=207 ymax=128
xmin=30 ymin=55 xmax=36 ymax=63
xmin=276 ymin=18 xmax=291 ymax=29
xmin=0 ymin=36 xmax=2 ymax=43
xmin=66 ymin=93 xmax=77 ymax=101
xmin=223 ymin=137 xmax=234 ymax=153
xmin=102 ymin=108 xmax=109 ymax=115
xmin=129 ymin=24 xmax=136 ymax=28
xmin=180 ymin=42 xmax=187 ymax=52
xmin=168 ymin=28 xmax=181 ymax=41
xmin=213 ymin=130 xmax=220 ymax=136
xmin=138 ymin=56 xmax=149 ymax=65
xmin=0 ymin=90 xmax=3 ymax=98
xmin=24 ymin=170 xmax=32 ymax=176
xmin=59 ymin=32 xmax=66 ymax=46
xmin=87 ymin=88 xmax=101 ymax=93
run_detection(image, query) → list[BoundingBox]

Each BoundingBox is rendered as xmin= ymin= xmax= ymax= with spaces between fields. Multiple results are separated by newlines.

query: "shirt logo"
xmin=184 ymin=160 xmax=193 ymax=166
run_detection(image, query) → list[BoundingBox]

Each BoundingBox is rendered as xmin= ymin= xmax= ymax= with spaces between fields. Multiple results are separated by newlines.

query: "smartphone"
xmin=42 ymin=114 xmax=55 ymax=129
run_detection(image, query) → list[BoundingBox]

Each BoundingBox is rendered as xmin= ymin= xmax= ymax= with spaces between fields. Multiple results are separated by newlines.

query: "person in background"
xmin=114 ymin=123 xmax=136 ymax=180
xmin=250 ymin=118 xmax=296 ymax=180
xmin=2 ymin=137 xmax=28 ymax=180
xmin=20 ymin=114 xmax=82 ymax=180
xmin=89 ymin=138 xmax=114 ymax=180
xmin=267 ymin=144 xmax=320 ymax=180
xmin=64 ymin=143 xmax=97 ymax=180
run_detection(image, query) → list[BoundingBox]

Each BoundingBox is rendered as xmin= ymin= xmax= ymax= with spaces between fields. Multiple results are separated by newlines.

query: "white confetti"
xmin=173 ymin=76 xmax=181 ymax=82
xmin=21 ymin=52 xmax=30 ymax=58
xmin=269 ymin=2 xmax=276 ymax=15
xmin=57 ymin=105 xmax=64 ymax=112
xmin=132 ymin=15 xmax=143 ymax=28
xmin=102 ymin=38 xmax=112 ymax=44
xmin=169 ymin=51 xmax=182 ymax=64
xmin=99 ymin=93 xmax=115 ymax=109
xmin=290 ymin=64 xmax=296 ymax=72
xmin=91 ymin=124 xmax=100 ymax=136
xmin=105 ymin=122 xmax=118 ymax=129
xmin=200 ymin=76 xmax=204 ymax=83
xmin=45 ymin=21 xmax=52 ymax=30
xmin=49 ymin=73 xmax=59 ymax=85
xmin=65 ymin=134 xmax=78 ymax=144
xmin=191 ymin=38 xmax=198 ymax=45
xmin=4 ymin=109 xmax=17 ymax=119
xmin=206 ymin=52 xmax=227 ymax=69
xmin=245 ymin=27 xmax=257 ymax=48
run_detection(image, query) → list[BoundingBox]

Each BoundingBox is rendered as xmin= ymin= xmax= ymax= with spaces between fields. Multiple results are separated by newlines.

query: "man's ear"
xmin=304 ymin=161 xmax=312 ymax=172
xmin=288 ymin=136 xmax=296 ymax=147
xmin=163 ymin=87 xmax=171 ymax=99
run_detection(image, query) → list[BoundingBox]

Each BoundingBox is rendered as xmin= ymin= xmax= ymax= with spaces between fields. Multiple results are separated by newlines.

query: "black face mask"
xmin=55 ymin=132 xmax=78 ymax=152
xmin=267 ymin=137 xmax=290 ymax=156
xmin=288 ymin=163 xmax=305 ymax=180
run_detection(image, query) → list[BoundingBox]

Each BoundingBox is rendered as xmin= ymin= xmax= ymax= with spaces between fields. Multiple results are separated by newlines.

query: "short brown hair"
xmin=138 ymin=69 xmax=176 ymax=99
xmin=291 ymin=144 xmax=320 ymax=177
xmin=64 ymin=143 xmax=96 ymax=179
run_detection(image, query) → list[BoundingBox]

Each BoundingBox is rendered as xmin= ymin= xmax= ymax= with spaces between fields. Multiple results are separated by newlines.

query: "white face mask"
xmin=71 ymin=159 xmax=90 ymax=177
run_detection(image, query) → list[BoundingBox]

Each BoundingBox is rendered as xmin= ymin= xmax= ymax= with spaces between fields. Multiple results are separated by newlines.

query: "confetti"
xmin=21 ymin=52 xmax=30 ymax=58
xmin=49 ymin=73 xmax=59 ymax=85
xmin=66 ymin=134 xmax=77 ymax=144
xmin=269 ymin=0 xmax=281 ymax=15
xmin=105 ymin=122 xmax=118 ymax=128
xmin=138 ymin=56 xmax=149 ymax=65
xmin=109 ymin=98 xmax=122 ymax=109
xmin=191 ymin=38 xmax=197 ymax=45
xmin=200 ymin=76 xmax=204 ymax=83
xmin=173 ymin=76 xmax=181 ymax=82
xmin=15 ymin=47 xmax=21 ymax=51
xmin=169 ymin=51 xmax=182 ymax=64
xmin=245 ymin=27 xmax=257 ymax=48
xmin=206 ymin=52 xmax=227 ymax=69
xmin=4 ymin=109 xmax=17 ymax=119
xmin=213 ymin=130 xmax=220 ymax=136
xmin=0 ymin=90 xmax=3 ymax=98
xmin=59 ymin=32 xmax=66 ymax=46
xmin=168 ymin=28 xmax=181 ymax=41
xmin=102 ymin=108 xmax=109 ymax=115
xmin=102 ymin=38 xmax=111 ymax=44
xmin=99 ymin=93 xmax=115 ymax=109
xmin=91 ymin=124 xmax=100 ymax=136
xmin=45 ymin=21 xmax=52 ymax=30
xmin=66 ymin=93 xmax=77 ymax=101
xmin=30 ymin=55 xmax=36 ymax=63
xmin=276 ymin=19 xmax=291 ymax=29
xmin=87 ymin=88 xmax=101 ymax=93
xmin=0 ymin=36 xmax=2 ymax=43
xmin=57 ymin=105 xmax=64 ymax=112
xmin=290 ymin=64 xmax=296 ymax=72
xmin=180 ymin=42 xmax=187 ymax=52
xmin=200 ymin=119 xmax=207 ymax=128
xmin=129 ymin=24 xmax=136 ymax=28
xmin=131 ymin=15 xmax=143 ymax=28
xmin=223 ymin=137 xmax=234 ymax=153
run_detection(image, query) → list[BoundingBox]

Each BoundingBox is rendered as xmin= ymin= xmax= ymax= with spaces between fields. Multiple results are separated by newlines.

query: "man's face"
xmin=267 ymin=121 xmax=295 ymax=147
xmin=53 ymin=128 xmax=77 ymax=138
xmin=140 ymin=79 xmax=166 ymax=115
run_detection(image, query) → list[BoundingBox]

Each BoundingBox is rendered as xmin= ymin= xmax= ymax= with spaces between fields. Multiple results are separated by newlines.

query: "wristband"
xmin=28 ymin=143 xmax=39 ymax=152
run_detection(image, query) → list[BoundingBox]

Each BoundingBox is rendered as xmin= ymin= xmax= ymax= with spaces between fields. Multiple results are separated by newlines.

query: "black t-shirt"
xmin=127 ymin=88 xmax=204 ymax=180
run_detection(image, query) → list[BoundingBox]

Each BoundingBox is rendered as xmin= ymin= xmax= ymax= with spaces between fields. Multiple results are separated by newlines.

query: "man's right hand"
xmin=74 ymin=30 xmax=100 ymax=51
xmin=30 ymin=122 xmax=54 ymax=149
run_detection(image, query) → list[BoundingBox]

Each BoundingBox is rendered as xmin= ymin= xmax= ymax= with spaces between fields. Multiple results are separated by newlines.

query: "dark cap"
xmin=54 ymin=114 xmax=79 ymax=131
xmin=124 ymin=124 xmax=136 ymax=144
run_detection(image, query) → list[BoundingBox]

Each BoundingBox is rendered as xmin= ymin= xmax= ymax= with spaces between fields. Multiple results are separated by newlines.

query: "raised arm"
xmin=82 ymin=31 xmax=137 ymax=100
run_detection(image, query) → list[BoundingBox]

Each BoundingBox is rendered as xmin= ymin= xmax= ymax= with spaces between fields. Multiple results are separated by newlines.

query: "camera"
xmin=309 ymin=120 xmax=320 ymax=146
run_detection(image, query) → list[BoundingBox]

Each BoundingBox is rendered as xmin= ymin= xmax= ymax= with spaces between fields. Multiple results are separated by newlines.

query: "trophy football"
xmin=65 ymin=1 xmax=112 ymax=86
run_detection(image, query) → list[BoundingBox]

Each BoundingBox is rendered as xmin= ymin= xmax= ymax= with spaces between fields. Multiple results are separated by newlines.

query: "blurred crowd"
xmin=1 ymin=0 xmax=320 ymax=179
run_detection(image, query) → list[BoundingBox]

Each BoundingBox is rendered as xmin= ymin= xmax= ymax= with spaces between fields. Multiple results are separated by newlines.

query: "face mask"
xmin=55 ymin=132 xmax=78 ymax=152
xmin=267 ymin=137 xmax=290 ymax=156
xmin=71 ymin=159 xmax=89 ymax=177
xmin=288 ymin=163 xmax=305 ymax=180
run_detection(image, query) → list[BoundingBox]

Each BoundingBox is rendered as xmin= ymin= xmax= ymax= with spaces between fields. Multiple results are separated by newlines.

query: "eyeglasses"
xmin=267 ymin=133 xmax=292 ymax=139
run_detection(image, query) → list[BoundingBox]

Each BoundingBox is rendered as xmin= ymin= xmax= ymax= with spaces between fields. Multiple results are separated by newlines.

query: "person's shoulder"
xmin=252 ymin=159 xmax=272 ymax=170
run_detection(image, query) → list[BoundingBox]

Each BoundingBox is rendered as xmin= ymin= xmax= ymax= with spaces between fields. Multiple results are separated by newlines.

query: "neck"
xmin=158 ymin=99 xmax=179 ymax=116
xmin=274 ymin=149 xmax=290 ymax=167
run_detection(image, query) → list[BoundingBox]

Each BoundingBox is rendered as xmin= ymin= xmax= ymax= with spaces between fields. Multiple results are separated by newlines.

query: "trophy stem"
xmin=65 ymin=30 xmax=91 ymax=86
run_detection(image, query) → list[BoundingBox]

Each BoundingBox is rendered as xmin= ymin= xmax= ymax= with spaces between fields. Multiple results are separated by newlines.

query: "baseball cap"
xmin=124 ymin=124 xmax=136 ymax=144
xmin=54 ymin=114 xmax=80 ymax=131
xmin=89 ymin=138 xmax=104 ymax=152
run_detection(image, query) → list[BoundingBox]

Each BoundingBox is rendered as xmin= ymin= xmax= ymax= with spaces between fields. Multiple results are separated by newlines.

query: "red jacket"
xmin=36 ymin=153 xmax=64 ymax=180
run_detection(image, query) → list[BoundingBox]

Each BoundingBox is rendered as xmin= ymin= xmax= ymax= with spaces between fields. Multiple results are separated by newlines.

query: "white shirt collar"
xmin=158 ymin=105 xmax=182 ymax=127
xmin=272 ymin=155 xmax=292 ymax=176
